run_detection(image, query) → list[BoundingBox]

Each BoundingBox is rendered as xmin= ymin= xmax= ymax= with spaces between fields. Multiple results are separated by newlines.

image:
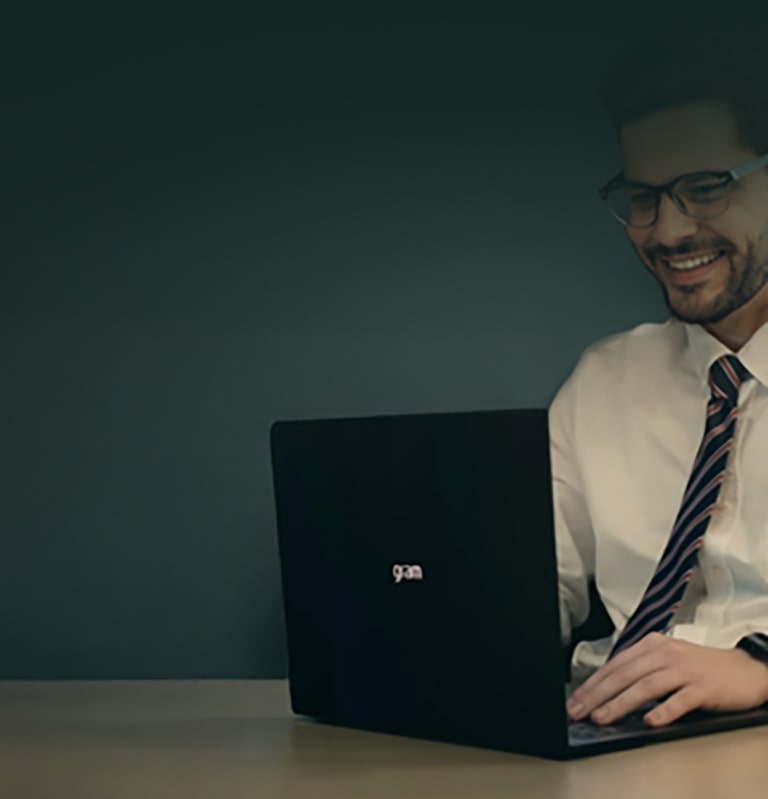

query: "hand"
xmin=566 ymin=632 xmax=768 ymax=728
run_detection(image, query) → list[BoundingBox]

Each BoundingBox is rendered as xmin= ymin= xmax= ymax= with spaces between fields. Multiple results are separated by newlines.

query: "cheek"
xmin=711 ymin=203 xmax=757 ymax=250
xmin=627 ymin=233 xmax=655 ymax=267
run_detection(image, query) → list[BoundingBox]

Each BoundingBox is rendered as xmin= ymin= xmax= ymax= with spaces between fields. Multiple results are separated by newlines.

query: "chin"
xmin=668 ymin=298 xmax=735 ymax=325
xmin=665 ymin=290 xmax=717 ymax=323
xmin=670 ymin=309 xmax=715 ymax=324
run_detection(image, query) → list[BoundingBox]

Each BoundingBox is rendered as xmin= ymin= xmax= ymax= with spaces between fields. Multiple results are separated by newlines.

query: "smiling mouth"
xmin=658 ymin=249 xmax=727 ymax=273
xmin=662 ymin=249 xmax=728 ymax=271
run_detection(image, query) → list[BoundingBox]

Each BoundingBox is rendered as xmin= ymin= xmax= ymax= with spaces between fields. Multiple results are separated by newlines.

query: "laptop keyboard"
xmin=566 ymin=701 xmax=730 ymax=746
xmin=567 ymin=701 xmax=667 ymax=745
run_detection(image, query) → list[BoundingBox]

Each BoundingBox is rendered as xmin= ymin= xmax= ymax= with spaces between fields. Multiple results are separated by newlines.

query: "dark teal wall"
xmin=2 ymin=17 xmax=666 ymax=677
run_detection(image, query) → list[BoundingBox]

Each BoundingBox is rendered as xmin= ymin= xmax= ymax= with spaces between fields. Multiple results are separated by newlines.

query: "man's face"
xmin=621 ymin=100 xmax=768 ymax=326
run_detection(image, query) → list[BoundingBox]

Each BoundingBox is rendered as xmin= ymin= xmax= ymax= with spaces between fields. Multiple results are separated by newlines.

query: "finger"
xmin=643 ymin=685 xmax=703 ymax=727
xmin=590 ymin=669 xmax=685 ymax=725
xmin=572 ymin=633 xmax=667 ymax=702
xmin=569 ymin=646 xmax=668 ymax=720
xmin=596 ymin=632 xmax=669 ymax=682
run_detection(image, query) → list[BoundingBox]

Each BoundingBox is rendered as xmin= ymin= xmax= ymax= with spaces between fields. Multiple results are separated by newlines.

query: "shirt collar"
xmin=683 ymin=320 xmax=768 ymax=391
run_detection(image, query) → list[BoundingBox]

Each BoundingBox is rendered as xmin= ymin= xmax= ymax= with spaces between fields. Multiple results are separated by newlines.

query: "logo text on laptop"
xmin=392 ymin=564 xmax=424 ymax=583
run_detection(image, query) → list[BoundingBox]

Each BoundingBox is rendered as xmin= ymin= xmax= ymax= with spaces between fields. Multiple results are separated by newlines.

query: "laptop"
xmin=269 ymin=408 xmax=768 ymax=759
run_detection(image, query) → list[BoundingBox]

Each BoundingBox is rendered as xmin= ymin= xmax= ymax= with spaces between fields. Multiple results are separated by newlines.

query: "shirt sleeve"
xmin=549 ymin=365 xmax=596 ymax=644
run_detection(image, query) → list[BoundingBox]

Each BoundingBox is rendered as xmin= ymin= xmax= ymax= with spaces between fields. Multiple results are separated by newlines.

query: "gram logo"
xmin=392 ymin=564 xmax=424 ymax=584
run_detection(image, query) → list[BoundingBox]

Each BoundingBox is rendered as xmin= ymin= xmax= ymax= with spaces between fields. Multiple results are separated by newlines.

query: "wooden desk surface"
xmin=2 ymin=679 xmax=768 ymax=799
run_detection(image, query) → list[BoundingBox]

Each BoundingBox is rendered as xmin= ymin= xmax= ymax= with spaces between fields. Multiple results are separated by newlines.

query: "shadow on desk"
xmin=287 ymin=719 xmax=532 ymax=770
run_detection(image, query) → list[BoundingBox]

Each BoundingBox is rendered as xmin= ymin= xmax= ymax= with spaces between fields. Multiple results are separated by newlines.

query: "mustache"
xmin=649 ymin=243 xmax=734 ymax=259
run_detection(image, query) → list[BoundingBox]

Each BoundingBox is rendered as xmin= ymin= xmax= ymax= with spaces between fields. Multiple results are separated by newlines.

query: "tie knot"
xmin=709 ymin=355 xmax=751 ymax=404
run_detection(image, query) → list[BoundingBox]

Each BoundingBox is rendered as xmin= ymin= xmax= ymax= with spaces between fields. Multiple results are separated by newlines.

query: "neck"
xmin=704 ymin=324 xmax=752 ymax=352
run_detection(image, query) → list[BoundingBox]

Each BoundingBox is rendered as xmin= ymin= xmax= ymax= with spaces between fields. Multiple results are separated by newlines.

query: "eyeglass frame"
xmin=597 ymin=152 xmax=768 ymax=228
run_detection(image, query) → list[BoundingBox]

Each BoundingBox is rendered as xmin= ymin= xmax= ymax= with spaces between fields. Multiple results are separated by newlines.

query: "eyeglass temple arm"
xmin=729 ymin=153 xmax=768 ymax=180
xmin=598 ymin=172 xmax=625 ymax=198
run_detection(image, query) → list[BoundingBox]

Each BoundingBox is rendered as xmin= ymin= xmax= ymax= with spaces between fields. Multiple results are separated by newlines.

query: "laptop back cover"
xmin=270 ymin=409 xmax=570 ymax=756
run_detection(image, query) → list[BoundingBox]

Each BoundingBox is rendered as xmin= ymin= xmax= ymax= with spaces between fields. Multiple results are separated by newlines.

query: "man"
xmin=551 ymin=31 xmax=768 ymax=729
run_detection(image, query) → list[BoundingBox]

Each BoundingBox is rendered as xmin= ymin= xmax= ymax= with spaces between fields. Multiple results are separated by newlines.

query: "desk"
xmin=2 ymin=680 xmax=768 ymax=798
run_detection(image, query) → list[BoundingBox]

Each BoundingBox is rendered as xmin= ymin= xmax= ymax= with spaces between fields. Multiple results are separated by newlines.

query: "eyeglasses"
xmin=598 ymin=153 xmax=768 ymax=228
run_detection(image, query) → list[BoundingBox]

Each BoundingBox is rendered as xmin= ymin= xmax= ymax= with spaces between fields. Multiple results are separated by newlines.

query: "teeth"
xmin=667 ymin=252 xmax=722 ymax=271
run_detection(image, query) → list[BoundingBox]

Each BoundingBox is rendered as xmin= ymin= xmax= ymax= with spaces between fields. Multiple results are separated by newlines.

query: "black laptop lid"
xmin=270 ymin=409 xmax=567 ymax=754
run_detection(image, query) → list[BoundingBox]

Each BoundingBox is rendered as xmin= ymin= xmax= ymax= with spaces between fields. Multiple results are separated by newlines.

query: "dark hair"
xmin=599 ymin=28 xmax=768 ymax=154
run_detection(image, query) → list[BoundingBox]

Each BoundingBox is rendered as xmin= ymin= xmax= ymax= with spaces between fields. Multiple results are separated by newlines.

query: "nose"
xmin=651 ymin=192 xmax=700 ymax=247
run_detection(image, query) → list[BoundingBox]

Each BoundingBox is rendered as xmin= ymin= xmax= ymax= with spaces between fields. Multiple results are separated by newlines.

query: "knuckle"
xmin=639 ymin=673 xmax=667 ymax=695
xmin=658 ymin=636 xmax=685 ymax=660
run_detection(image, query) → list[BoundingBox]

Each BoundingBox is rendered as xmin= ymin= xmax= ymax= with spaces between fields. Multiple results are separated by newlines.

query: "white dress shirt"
xmin=549 ymin=318 xmax=768 ymax=684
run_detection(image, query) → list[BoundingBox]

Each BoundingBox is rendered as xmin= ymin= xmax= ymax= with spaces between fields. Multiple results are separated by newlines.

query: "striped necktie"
xmin=610 ymin=354 xmax=751 ymax=658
